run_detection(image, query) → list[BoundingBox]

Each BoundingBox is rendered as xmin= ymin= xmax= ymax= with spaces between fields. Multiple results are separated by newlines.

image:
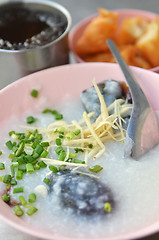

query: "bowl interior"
xmin=1 ymin=63 xmax=159 ymax=240
xmin=69 ymin=9 xmax=159 ymax=72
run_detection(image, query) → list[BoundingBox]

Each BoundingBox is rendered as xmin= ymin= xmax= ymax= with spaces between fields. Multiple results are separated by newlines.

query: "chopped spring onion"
xmin=38 ymin=161 xmax=47 ymax=168
xmin=0 ymin=151 xmax=2 ymax=156
xmin=26 ymin=207 xmax=38 ymax=216
xmin=49 ymin=165 xmax=58 ymax=173
xmin=41 ymin=150 xmax=48 ymax=158
xmin=35 ymin=144 xmax=44 ymax=155
xmin=9 ymin=131 xmax=15 ymax=136
xmin=58 ymin=151 xmax=66 ymax=161
xmin=65 ymin=132 xmax=75 ymax=140
xmin=2 ymin=193 xmax=10 ymax=202
xmin=59 ymin=164 xmax=67 ymax=171
xmin=28 ymin=193 xmax=36 ymax=203
xmin=55 ymin=114 xmax=63 ymax=120
xmin=56 ymin=138 xmax=62 ymax=146
xmin=43 ymin=177 xmax=50 ymax=184
xmin=34 ymin=164 xmax=40 ymax=170
xmin=74 ymin=148 xmax=84 ymax=153
xmin=10 ymin=165 xmax=15 ymax=177
xmin=26 ymin=163 xmax=35 ymax=173
xmin=55 ymin=146 xmax=64 ymax=155
xmin=16 ymin=142 xmax=24 ymax=156
xmin=26 ymin=116 xmax=37 ymax=124
xmin=13 ymin=187 xmax=24 ymax=194
xmin=74 ymin=129 xmax=81 ymax=136
xmin=19 ymin=195 xmax=27 ymax=206
xmin=13 ymin=206 xmax=24 ymax=216
xmin=73 ymin=159 xmax=85 ymax=164
xmin=42 ymin=109 xmax=57 ymax=114
xmin=88 ymin=144 xmax=93 ymax=148
xmin=89 ymin=165 xmax=103 ymax=173
xmin=11 ymin=179 xmax=17 ymax=185
xmin=5 ymin=140 xmax=13 ymax=150
xmin=0 ymin=163 xmax=5 ymax=170
xmin=69 ymin=152 xmax=77 ymax=158
xmin=16 ymin=170 xmax=23 ymax=180
xmin=3 ymin=174 xmax=11 ymax=183
xmin=41 ymin=142 xmax=49 ymax=147
xmin=31 ymin=89 xmax=39 ymax=98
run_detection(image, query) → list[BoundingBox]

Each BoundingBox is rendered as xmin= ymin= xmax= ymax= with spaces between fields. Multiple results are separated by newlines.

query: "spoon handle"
xmin=107 ymin=39 xmax=148 ymax=109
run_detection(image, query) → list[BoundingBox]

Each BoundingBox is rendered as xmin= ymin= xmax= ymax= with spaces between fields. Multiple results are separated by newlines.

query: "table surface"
xmin=1 ymin=0 xmax=159 ymax=239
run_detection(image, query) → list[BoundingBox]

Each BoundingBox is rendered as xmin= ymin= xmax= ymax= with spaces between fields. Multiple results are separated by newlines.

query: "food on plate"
xmin=136 ymin=17 xmax=159 ymax=67
xmin=1 ymin=79 xmax=159 ymax=238
xmin=76 ymin=8 xmax=118 ymax=54
xmin=75 ymin=8 xmax=159 ymax=68
xmin=117 ymin=17 xmax=150 ymax=44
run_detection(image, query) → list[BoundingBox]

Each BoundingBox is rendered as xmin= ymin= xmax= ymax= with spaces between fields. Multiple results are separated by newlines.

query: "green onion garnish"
xmin=38 ymin=161 xmax=47 ymax=168
xmin=88 ymin=144 xmax=93 ymax=148
xmin=28 ymin=193 xmax=36 ymax=203
xmin=69 ymin=153 xmax=77 ymax=158
xmin=3 ymin=174 xmax=11 ymax=183
xmin=55 ymin=146 xmax=64 ymax=155
xmin=19 ymin=195 xmax=27 ymax=206
xmin=31 ymin=89 xmax=39 ymax=98
xmin=26 ymin=207 xmax=38 ymax=216
xmin=2 ymin=193 xmax=10 ymax=202
xmin=56 ymin=138 xmax=62 ymax=146
xmin=55 ymin=114 xmax=63 ymax=120
xmin=0 ymin=151 xmax=2 ymax=156
xmin=89 ymin=165 xmax=103 ymax=173
xmin=58 ymin=151 xmax=66 ymax=161
xmin=65 ymin=132 xmax=75 ymax=140
xmin=16 ymin=142 xmax=25 ymax=157
xmin=59 ymin=164 xmax=67 ymax=171
xmin=74 ymin=148 xmax=84 ymax=153
xmin=43 ymin=177 xmax=50 ymax=184
xmin=16 ymin=170 xmax=23 ymax=180
xmin=74 ymin=129 xmax=81 ymax=136
xmin=73 ymin=159 xmax=85 ymax=164
xmin=26 ymin=163 xmax=35 ymax=173
xmin=26 ymin=116 xmax=37 ymax=124
xmin=35 ymin=144 xmax=44 ymax=155
xmin=0 ymin=163 xmax=5 ymax=170
xmin=13 ymin=187 xmax=24 ymax=194
xmin=5 ymin=140 xmax=13 ymax=150
xmin=11 ymin=179 xmax=17 ymax=185
xmin=41 ymin=150 xmax=48 ymax=158
xmin=41 ymin=142 xmax=49 ymax=147
xmin=13 ymin=206 xmax=24 ymax=216
xmin=49 ymin=165 xmax=58 ymax=173
xmin=10 ymin=165 xmax=15 ymax=177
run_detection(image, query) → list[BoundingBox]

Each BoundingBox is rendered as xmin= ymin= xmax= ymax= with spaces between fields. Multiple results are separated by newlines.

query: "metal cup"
xmin=0 ymin=0 xmax=72 ymax=89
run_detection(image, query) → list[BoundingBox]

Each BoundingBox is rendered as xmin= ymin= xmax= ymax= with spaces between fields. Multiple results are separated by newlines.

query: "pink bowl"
xmin=1 ymin=63 xmax=159 ymax=240
xmin=69 ymin=9 xmax=159 ymax=73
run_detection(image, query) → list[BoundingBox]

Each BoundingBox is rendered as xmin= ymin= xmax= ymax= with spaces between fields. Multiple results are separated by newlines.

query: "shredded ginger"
xmin=23 ymin=80 xmax=132 ymax=167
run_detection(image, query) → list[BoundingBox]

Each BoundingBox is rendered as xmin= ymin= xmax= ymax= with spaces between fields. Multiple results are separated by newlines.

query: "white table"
xmin=1 ymin=0 xmax=159 ymax=239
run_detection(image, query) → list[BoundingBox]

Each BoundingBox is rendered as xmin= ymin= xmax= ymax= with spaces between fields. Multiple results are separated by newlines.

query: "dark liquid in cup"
xmin=0 ymin=3 xmax=68 ymax=50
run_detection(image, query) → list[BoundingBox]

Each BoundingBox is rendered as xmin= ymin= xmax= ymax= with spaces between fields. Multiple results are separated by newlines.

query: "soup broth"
xmin=0 ymin=2 xmax=67 ymax=50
